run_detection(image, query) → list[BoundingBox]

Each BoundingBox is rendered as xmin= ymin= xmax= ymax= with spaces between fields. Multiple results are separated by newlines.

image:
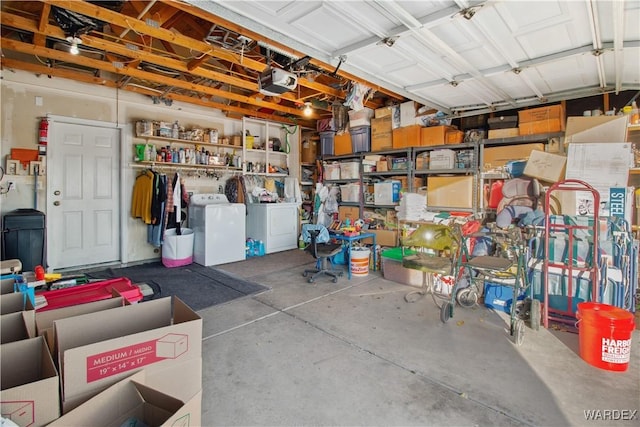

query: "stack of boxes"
xmin=0 ymin=273 xmax=203 ymax=427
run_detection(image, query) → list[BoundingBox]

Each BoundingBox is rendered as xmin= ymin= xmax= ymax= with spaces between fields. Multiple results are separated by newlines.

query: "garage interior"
xmin=1 ymin=1 xmax=639 ymax=426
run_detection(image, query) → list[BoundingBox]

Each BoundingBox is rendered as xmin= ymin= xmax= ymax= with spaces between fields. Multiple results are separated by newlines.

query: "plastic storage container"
xmin=319 ymin=131 xmax=336 ymax=156
xmin=1 ymin=209 xmax=46 ymax=272
xmin=350 ymin=125 xmax=371 ymax=153
xmin=381 ymin=247 xmax=423 ymax=287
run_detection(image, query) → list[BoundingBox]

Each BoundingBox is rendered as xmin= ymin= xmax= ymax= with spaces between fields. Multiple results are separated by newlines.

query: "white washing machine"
xmin=246 ymin=202 xmax=299 ymax=254
xmin=189 ymin=194 xmax=246 ymax=266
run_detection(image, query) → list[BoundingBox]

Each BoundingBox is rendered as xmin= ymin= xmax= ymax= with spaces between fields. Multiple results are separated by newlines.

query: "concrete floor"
xmin=198 ymin=249 xmax=639 ymax=426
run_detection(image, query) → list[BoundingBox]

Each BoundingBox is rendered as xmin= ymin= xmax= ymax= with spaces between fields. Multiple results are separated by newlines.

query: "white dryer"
xmin=189 ymin=194 xmax=246 ymax=266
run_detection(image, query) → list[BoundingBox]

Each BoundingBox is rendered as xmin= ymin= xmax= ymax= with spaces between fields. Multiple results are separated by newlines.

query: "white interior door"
xmin=47 ymin=120 xmax=120 ymax=270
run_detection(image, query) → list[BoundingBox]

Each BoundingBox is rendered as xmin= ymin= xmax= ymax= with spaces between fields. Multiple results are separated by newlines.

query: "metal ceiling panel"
xmin=190 ymin=0 xmax=640 ymax=116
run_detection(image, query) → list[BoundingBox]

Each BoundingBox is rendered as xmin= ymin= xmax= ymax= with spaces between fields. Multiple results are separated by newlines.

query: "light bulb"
xmin=66 ymin=36 xmax=82 ymax=55
xmin=303 ymin=102 xmax=313 ymax=117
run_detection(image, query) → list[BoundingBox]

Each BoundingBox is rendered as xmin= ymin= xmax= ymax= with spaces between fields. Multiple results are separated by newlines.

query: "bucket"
xmin=350 ymin=247 xmax=370 ymax=277
xmin=577 ymin=302 xmax=635 ymax=371
xmin=162 ymin=228 xmax=194 ymax=268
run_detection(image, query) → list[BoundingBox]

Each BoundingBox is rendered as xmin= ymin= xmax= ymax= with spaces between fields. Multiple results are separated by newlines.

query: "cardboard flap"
xmin=55 ymin=297 xmax=172 ymax=360
xmin=0 ymin=292 xmax=34 ymax=314
xmin=1 ymin=336 xmax=57 ymax=389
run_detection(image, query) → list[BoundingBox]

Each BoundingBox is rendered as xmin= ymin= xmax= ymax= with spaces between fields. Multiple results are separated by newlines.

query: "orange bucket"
xmin=577 ymin=302 xmax=635 ymax=372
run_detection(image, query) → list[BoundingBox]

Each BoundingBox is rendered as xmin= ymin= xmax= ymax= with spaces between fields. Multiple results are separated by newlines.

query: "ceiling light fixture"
xmin=66 ymin=35 xmax=82 ymax=55
xmin=303 ymin=102 xmax=313 ymax=117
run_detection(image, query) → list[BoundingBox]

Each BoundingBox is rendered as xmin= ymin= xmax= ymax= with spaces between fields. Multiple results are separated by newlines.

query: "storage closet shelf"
xmin=135 ymin=134 xmax=240 ymax=150
xmin=131 ymin=161 xmax=241 ymax=172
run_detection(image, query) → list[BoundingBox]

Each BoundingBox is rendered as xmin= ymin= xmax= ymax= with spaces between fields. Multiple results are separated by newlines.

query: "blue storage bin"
xmin=505 ymin=160 xmax=527 ymax=177
xmin=484 ymin=283 xmax=525 ymax=313
xmin=350 ymin=125 xmax=371 ymax=153
xmin=319 ymin=131 xmax=335 ymax=156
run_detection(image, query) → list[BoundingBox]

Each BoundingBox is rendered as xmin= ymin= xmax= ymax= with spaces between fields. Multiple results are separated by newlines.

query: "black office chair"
xmin=301 ymin=224 xmax=344 ymax=283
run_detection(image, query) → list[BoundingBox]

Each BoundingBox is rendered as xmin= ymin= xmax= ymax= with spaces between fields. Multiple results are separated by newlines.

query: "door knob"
xmin=53 ymin=201 xmax=60 ymax=206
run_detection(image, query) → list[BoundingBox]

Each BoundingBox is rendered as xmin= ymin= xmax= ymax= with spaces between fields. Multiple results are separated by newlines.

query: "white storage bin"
xmin=429 ymin=149 xmax=456 ymax=169
xmin=323 ymin=162 xmax=341 ymax=180
xmin=340 ymin=183 xmax=361 ymax=203
xmin=339 ymin=161 xmax=360 ymax=179
xmin=374 ymin=180 xmax=401 ymax=205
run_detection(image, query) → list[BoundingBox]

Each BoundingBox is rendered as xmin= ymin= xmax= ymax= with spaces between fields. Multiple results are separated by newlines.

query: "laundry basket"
xmin=162 ymin=228 xmax=194 ymax=268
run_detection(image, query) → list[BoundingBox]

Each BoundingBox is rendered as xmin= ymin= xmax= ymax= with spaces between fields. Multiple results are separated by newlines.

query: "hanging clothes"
xmin=131 ymin=170 xmax=155 ymax=224
xmin=148 ymin=173 xmax=167 ymax=247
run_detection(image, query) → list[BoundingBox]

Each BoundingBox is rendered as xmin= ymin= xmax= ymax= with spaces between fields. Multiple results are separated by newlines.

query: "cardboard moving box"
xmin=523 ymin=150 xmax=567 ymax=183
xmin=1 ymin=310 xmax=35 ymax=344
xmin=35 ymin=297 xmax=125 ymax=358
xmin=1 ymin=336 xmax=60 ymax=427
xmin=49 ymin=371 xmax=202 ymax=427
xmin=54 ymin=296 xmax=202 ymax=412
xmin=482 ymin=143 xmax=544 ymax=171
xmin=564 ymin=115 xmax=629 ymax=143
xmin=427 ymin=176 xmax=474 ymax=209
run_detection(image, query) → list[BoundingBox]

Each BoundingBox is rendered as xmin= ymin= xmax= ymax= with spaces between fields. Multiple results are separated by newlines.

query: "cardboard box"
xmin=1 ymin=292 xmax=35 ymax=315
xmin=49 ymin=371 xmax=202 ymax=427
xmin=35 ymin=297 xmax=125 ymax=358
xmin=372 ymin=131 xmax=393 ymax=151
xmin=1 ymin=311 xmax=35 ymax=344
xmin=1 ymin=336 xmax=60 ymax=427
xmin=1 ymin=276 xmax=16 ymax=294
xmin=445 ymin=129 xmax=464 ymax=144
xmin=564 ymin=115 xmax=629 ymax=143
xmin=415 ymin=155 xmax=427 ymax=170
xmin=427 ymin=176 xmax=474 ymax=209
xmin=421 ymin=125 xmax=456 ymax=146
xmin=376 ymin=160 xmax=389 ymax=172
xmin=374 ymin=106 xmax=393 ymax=119
xmin=54 ymin=296 xmax=202 ymax=411
xmin=518 ymin=104 xmax=565 ymax=123
xmin=371 ymin=116 xmax=392 ymax=135
xmin=482 ymin=143 xmax=544 ymax=171
xmin=523 ymin=150 xmax=567 ymax=183
xmin=334 ymin=132 xmax=352 ymax=155
xmin=367 ymin=230 xmax=398 ymax=247
xmin=301 ymin=138 xmax=318 ymax=163
xmin=392 ymin=176 xmax=423 ymax=191
xmin=392 ymin=125 xmax=422 ymax=148
xmin=488 ymin=128 xmax=519 ymax=139
xmin=338 ymin=206 xmax=360 ymax=223
xmin=519 ymin=118 xmax=565 ymax=135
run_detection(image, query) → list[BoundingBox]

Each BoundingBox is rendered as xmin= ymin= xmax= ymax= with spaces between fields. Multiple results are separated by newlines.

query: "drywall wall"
xmin=0 ymin=70 xmax=257 ymax=267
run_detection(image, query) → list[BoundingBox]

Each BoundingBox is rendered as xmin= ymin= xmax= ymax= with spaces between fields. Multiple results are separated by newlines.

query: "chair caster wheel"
xmin=332 ymin=278 xmax=338 ymax=283
xmin=302 ymin=272 xmax=308 ymax=278
xmin=440 ymin=302 xmax=452 ymax=323
xmin=308 ymin=278 xmax=314 ymax=283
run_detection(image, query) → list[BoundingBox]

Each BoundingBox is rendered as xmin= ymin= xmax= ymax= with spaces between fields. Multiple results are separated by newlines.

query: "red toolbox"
xmin=36 ymin=277 xmax=143 ymax=311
